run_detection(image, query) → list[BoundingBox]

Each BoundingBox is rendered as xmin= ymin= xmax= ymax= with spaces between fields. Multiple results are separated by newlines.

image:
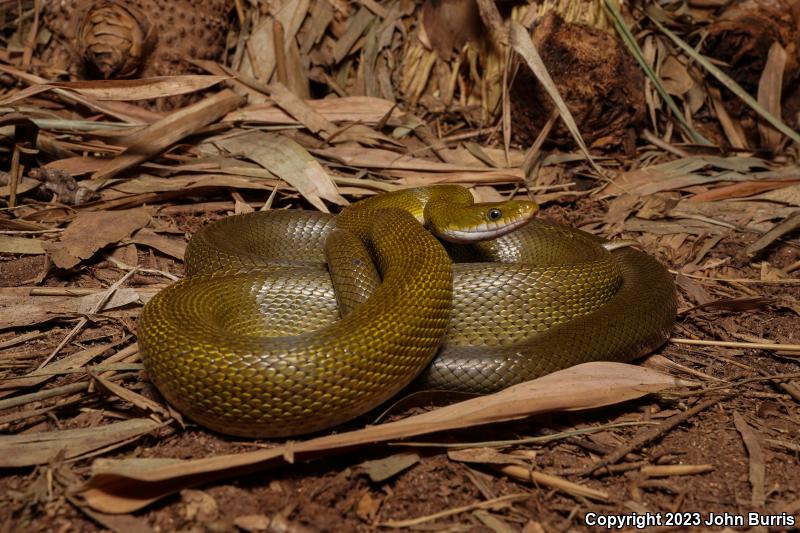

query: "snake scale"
xmin=139 ymin=185 xmax=677 ymax=437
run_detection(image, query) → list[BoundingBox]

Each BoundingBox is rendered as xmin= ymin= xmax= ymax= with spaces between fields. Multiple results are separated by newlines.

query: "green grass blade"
xmin=649 ymin=16 xmax=800 ymax=146
xmin=603 ymin=0 xmax=713 ymax=146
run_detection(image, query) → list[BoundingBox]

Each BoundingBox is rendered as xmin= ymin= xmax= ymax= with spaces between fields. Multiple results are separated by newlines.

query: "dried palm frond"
xmin=397 ymin=1 xmax=614 ymax=121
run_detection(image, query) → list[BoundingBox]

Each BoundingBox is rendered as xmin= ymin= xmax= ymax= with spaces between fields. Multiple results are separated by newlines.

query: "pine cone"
xmin=77 ymin=1 xmax=155 ymax=78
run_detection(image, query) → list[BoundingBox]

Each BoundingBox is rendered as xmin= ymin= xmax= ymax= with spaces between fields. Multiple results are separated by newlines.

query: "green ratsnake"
xmin=138 ymin=185 xmax=677 ymax=437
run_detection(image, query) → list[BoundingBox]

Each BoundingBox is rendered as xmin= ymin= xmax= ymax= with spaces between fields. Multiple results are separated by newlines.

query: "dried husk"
xmin=510 ymin=11 xmax=646 ymax=149
xmin=703 ymin=0 xmax=800 ymax=94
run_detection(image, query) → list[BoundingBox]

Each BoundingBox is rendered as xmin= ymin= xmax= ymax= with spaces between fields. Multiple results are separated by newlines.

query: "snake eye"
xmin=487 ymin=208 xmax=502 ymax=221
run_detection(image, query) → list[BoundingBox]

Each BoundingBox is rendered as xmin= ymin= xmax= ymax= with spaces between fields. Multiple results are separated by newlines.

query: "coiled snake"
xmin=139 ymin=185 xmax=676 ymax=437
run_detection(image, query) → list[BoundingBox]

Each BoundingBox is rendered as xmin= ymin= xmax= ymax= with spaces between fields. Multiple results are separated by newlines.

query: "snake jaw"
xmin=438 ymin=215 xmax=535 ymax=243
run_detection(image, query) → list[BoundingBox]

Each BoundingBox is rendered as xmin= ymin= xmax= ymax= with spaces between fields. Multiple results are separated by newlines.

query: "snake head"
xmin=433 ymin=200 xmax=539 ymax=243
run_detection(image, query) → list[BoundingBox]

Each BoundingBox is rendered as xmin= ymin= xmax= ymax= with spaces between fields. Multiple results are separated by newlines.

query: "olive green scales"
xmin=139 ymin=186 xmax=676 ymax=437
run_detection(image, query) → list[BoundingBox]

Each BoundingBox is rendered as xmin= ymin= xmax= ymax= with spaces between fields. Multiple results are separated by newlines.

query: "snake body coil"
xmin=139 ymin=186 xmax=677 ymax=437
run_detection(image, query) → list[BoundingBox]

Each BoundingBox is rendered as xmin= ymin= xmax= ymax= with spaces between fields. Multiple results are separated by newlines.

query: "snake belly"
xmin=139 ymin=191 xmax=677 ymax=438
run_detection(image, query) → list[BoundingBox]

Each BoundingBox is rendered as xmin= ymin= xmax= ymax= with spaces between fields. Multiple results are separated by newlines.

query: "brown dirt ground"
xmin=1 ymin=197 xmax=799 ymax=533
